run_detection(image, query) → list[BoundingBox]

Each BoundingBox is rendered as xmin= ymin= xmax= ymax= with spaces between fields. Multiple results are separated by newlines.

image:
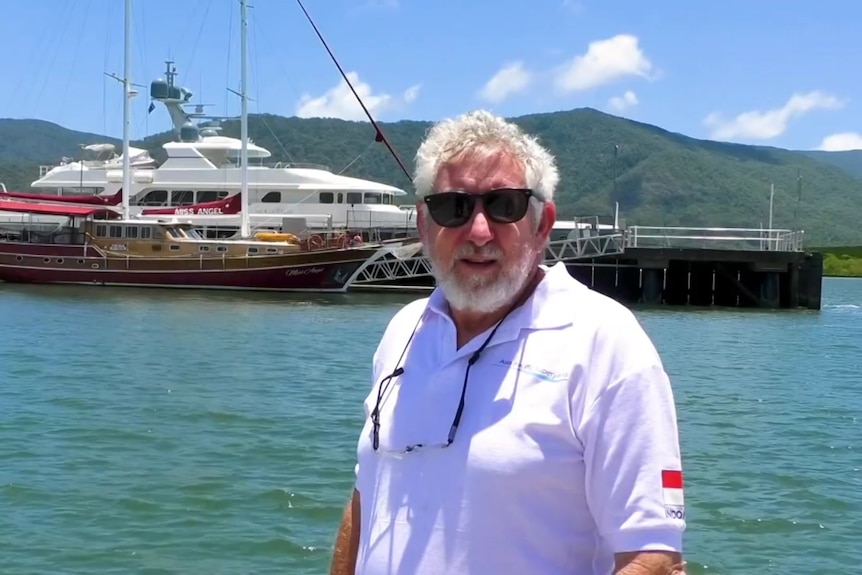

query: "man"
xmin=330 ymin=110 xmax=687 ymax=575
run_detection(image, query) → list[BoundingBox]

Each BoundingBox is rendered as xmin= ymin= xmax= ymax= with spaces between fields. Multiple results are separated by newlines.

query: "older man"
xmin=330 ymin=110 xmax=687 ymax=575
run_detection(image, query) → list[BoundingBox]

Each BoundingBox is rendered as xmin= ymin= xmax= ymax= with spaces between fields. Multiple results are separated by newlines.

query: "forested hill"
xmin=1 ymin=108 xmax=860 ymax=245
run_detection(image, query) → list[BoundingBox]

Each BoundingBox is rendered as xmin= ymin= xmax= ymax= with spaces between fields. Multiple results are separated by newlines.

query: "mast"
xmin=239 ymin=0 xmax=250 ymax=238
xmin=121 ymin=0 xmax=132 ymax=220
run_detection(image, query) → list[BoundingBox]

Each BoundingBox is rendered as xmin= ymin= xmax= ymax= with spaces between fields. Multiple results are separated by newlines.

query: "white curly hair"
xmin=412 ymin=109 xmax=559 ymax=204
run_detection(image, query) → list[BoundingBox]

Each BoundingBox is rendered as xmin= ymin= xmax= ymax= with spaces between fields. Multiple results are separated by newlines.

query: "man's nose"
xmin=465 ymin=208 xmax=493 ymax=246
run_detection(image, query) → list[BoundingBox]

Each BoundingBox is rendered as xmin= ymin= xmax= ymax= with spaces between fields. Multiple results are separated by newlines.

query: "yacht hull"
xmin=0 ymin=243 xmax=378 ymax=292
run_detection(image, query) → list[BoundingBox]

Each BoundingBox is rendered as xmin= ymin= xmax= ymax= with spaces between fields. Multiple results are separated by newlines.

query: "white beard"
xmin=424 ymin=240 xmax=537 ymax=314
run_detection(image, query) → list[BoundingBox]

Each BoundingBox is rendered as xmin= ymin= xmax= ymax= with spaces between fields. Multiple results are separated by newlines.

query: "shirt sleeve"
xmin=578 ymin=361 xmax=686 ymax=554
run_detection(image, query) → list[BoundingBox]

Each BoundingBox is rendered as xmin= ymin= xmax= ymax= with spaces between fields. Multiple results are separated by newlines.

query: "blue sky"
xmin=1 ymin=0 xmax=861 ymax=152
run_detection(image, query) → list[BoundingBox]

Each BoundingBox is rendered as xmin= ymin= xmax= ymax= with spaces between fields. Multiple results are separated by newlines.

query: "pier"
xmin=349 ymin=222 xmax=823 ymax=310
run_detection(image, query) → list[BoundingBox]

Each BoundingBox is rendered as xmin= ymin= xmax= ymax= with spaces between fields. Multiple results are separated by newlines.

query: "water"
xmin=0 ymin=279 xmax=859 ymax=574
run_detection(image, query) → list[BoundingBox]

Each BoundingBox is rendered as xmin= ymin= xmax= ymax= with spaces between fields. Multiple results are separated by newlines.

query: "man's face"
xmin=417 ymin=149 xmax=556 ymax=313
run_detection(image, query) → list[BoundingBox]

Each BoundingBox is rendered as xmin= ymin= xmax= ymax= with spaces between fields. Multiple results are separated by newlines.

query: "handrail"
xmin=625 ymin=225 xmax=805 ymax=252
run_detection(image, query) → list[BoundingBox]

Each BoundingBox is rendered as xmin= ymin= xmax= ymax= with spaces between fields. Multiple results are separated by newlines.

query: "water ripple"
xmin=0 ymin=280 xmax=860 ymax=573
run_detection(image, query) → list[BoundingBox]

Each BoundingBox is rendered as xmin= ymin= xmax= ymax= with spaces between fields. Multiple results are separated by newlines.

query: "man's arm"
xmin=615 ymin=550 xmax=686 ymax=574
xmin=330 ymin=488 xmax=361 ymax=575
xmin=578 ymin=359 xmax=687 ymax=571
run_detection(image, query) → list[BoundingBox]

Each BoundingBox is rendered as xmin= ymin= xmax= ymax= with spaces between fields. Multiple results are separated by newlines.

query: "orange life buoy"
xmin=309 ymin=234 xmax=324 ymax=249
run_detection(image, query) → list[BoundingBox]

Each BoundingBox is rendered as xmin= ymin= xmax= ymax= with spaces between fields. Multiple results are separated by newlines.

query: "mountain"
xmin=0 ymin=109 xmax=860 ymax=246
xmin=0 ymin=118 xmax=122 ymax=163
xmin=797 ymin=149 xmax=862 ymax=179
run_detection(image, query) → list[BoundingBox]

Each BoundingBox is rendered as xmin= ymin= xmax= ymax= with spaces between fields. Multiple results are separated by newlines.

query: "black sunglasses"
xmin=423 ymin=188 xmax=536 ymax=228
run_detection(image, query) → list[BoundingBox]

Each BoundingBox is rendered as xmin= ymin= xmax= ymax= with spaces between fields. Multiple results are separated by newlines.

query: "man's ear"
xmin=537 ymin=201 xmax=556 ymax=242
xmin=416 ymin=202 xmax=427 ymax=236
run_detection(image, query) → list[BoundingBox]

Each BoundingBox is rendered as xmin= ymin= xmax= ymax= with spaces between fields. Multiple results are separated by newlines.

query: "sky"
xmin=1 ymin=0 xmax=861 ymax=152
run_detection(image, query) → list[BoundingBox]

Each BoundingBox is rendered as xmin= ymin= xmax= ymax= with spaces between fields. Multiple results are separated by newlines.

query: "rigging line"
xmin=134 ymin=0 xmax=148 ymax=94
xmin=248 ymin=8 xmax=295 ymax=163
xmin=60 ymin=0 xmax=91 ymax=130
xmin=338 ymin=139 xmax=377 ymax=175
xmin=225 ymin=2 xmax=234 ymax=119
xmin=293 ymin=0 xmax=412 ymax=184
xmin=103 ymin=0 xmax=112 ymax=135
xmin=182 ymin=0 xmax=214 ymax=89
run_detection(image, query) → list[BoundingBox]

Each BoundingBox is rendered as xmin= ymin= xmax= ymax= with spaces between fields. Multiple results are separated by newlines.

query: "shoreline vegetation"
xmin=813 ymin=246 xmax=862 ymax=278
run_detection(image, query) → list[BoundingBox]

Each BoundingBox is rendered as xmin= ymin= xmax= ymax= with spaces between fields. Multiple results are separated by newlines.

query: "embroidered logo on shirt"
xmin=496 ymin=359 xmax=568 ymax=382
xmin=662 ymin=469 xmax=685 ymax=520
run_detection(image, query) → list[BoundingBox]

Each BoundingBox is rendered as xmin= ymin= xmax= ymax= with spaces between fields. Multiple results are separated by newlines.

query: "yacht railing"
xmin=625 ymin=226 xmax=805 ymax=252
xmin=267 ymin=161 xmax=332 ymax=171
xmin=344 ymin=207 xmax=417 ymax=234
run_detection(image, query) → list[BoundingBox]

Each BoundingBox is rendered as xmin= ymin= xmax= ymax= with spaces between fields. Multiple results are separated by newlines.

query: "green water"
xmin=1 ymin=279 xmax=860 ymax=574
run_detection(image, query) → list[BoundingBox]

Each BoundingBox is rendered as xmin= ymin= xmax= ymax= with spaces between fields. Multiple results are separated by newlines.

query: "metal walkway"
xmin=347 ymin=231 xmax=626 ymax=289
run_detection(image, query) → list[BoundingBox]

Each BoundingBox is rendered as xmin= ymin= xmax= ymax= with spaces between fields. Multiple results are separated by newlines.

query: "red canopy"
xmin=0 ymin=199 xmax=121 ymax=219
xmin=0 ymin=188 xmax=123 ymax=206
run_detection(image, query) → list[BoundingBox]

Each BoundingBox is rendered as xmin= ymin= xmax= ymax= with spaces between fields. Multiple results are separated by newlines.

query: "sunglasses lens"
xmin=424 ymin=189 xmax=533 ymax=227
xmin=426 ymin=193 xmax=475 ymax=227
xmin=484 ymin=189 xmax=530 ymax=223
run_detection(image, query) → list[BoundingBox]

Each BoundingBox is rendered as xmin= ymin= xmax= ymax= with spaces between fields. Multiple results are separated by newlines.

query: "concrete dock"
xmin=348 ymin=222 xmax=823 ymax=310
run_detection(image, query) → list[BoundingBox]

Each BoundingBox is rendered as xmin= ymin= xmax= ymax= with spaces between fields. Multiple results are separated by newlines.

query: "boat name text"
xmin=173 ymin=207 xmax=224 ymax=215
xmin=285 ymin=266 xmax=325 ymax=276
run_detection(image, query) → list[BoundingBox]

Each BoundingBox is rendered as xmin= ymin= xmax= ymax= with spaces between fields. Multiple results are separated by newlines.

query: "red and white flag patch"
xmin=662 ymin=469 xmax=684 ymax=507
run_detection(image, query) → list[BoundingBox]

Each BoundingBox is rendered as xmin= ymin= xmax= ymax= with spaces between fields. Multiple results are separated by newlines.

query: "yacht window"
xmin=171 ymin=190 xmax=195 ymax=205
xmin=346 ymin=192 xmax=362 ymax=204
xmin=95 ymin=224 xmax=107 ymax=237
xmin=248 ymin=247 xmax=259 ymax=254
xmin=109 ymin=225 xmax=123 ymax=238
xmin=383 ymin=194 xmax=392 ymax=205
xmin=125 ymin=226 xmax=139 ymax=239
xmin=169 ymin=245 xmax=181 ymax=251
xmin=261 ymin=191 xmax=281 ymax=203
xmin=364 ymin=192 xmax=382 ymax=204
xmin=199 ymin=245 xmax=210 ymax=252
xmin=140 ymin=189 xmax=168 ymax=206
xmin=141 ymin=227 xmax=152 ymax=239
xmin=197 ymin=190 xmax=228 ymax=203
xmin=319 ymin=192 xmax=334 ymax=204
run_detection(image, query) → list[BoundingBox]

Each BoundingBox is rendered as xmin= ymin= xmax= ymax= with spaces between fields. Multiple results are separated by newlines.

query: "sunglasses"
xmin=422 ymin=188 xmax=537 ymax=228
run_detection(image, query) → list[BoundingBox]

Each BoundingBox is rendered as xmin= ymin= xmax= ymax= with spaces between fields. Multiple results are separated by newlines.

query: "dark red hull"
xmin=0 ymin=243 xmax=379 ymax=292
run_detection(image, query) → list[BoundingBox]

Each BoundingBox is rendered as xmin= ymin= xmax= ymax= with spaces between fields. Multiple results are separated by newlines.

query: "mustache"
xmin=454 ymin=243 xmax=504 ymax=260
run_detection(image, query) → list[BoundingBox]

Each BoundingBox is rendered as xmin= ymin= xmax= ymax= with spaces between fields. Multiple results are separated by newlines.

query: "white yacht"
xmin=4 ymin=61 xmax=417 ymax=240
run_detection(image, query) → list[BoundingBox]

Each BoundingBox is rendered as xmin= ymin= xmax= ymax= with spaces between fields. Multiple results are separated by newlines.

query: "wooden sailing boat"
xmin=0 ymin=0 xmax=388 ymax=293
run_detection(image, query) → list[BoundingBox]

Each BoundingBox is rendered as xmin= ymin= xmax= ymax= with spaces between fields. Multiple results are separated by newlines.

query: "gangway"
xmin=347 ymin=229 xmax=626 ymax=291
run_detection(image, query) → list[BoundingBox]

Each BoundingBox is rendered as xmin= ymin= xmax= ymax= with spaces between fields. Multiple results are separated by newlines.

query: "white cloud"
xmin=478 ymin=61 xmax=532 ymax=103
xmin=295 ymin=72 xmax=419 ymax=121
xmin=554 ymin=34 xmax=653 ymax=93
xmin=608 ymin=90 xmax=638 ymax=112
xmin=403 ymin=84 xmax=420 ymax=103
xmin=561 ymin=0 xmax=584 ymax=14
xmin=703 ymin=91 xmax=846 ymax=141
xmin=817 ymin=132 xmax=862 ymax=151
xmin=363 ymin=0 xmax=398 ymax=8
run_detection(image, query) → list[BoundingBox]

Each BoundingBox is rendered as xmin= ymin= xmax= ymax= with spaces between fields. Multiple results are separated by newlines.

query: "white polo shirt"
xmin=353 ymin=261 xmax=685 ymax=575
